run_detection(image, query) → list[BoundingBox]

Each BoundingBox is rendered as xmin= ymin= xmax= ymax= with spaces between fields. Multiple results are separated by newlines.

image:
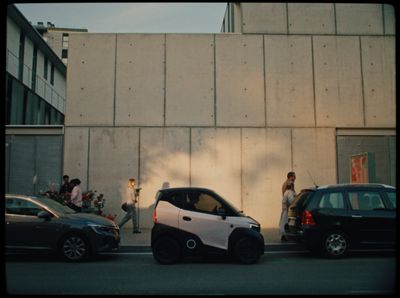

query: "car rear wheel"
xmin=152 ymin=237 xmax=181 ymax=264
xmin=59 ymin=233 xmax=90 ymax=262
xmin=233 ymin=237 xmax=261 ymax=264
xmin=321 ymin=231 xmax=349 ymax=259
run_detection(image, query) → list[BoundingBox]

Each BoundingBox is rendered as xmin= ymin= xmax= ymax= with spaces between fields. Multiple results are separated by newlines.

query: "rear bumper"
xmin=285 ymin=226 xmax=323 ymax=248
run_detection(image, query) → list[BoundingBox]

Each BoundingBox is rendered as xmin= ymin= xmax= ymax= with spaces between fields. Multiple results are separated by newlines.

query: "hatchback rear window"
xmin=386 ymin=191 xmax=396 ymax=209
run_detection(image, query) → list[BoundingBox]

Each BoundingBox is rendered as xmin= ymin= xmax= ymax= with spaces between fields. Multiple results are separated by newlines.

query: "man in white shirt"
xmin=118 ymin=178 xmax=141 ymax=233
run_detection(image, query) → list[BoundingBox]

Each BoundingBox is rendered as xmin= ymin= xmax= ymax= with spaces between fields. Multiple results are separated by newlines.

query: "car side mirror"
xmin=37 ymin=211 xmax=53 ymax=220
xmin=217 ymin=208 xmax=226 ymax=220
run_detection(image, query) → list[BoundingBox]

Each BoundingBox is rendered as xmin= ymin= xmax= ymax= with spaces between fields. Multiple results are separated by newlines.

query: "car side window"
xmin=6 ymin=198 xmax=44 ymax=216
xmin=318 ymin=192 xmax=345 ymax=209
xmin=164 ymin=192 xmax=183 ymax=208
xmin=183 ymin=192 xmax=222 ymax=215
xmin=386 ymin=191 xmax=396 ymax=209
xmin=348 ymin=191 xmax=386 ymax=211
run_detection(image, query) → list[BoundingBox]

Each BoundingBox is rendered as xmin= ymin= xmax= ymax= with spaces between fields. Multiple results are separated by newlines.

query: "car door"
xmin=5 ymin=197 xmax=58 ymax=250
xmin=178 ymin=190 xmax=231 ymax=250
xmin=346 ymin=190 xmax=394 ymax=245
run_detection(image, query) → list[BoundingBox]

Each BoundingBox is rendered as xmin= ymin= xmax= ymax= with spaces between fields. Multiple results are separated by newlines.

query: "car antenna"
xmin=307 ymin=170 xmax=318 ymax=188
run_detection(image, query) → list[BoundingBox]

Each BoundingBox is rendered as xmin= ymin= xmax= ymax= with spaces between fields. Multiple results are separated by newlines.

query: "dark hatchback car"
xmin=5 ymin=194 xmax=120 ymax=262
xmin=285 ymin=184 xmax=396 ymax=258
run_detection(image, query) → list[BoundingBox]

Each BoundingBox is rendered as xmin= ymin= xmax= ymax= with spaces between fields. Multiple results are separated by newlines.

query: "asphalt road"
xmin=5 ymin=251 xmax=396 ymax=295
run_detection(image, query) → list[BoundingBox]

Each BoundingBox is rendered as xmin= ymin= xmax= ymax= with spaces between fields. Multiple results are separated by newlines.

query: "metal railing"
xmin=6 ymin=49 xmax=65 ymax=113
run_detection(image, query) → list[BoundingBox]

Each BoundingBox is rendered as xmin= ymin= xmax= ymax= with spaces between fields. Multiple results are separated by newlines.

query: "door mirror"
xmin=217 ymin=208 xmax=226 ymax=220
xmin=37 ymin=211 xmax=53 ymax=220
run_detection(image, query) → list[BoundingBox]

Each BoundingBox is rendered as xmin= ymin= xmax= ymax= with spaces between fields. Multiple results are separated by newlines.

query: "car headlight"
xmin=89 ymin=224 xmax=116 ymax=235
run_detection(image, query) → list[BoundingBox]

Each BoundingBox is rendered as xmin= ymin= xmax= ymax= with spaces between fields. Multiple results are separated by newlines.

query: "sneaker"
xmin=133 ymin=230 xmax=142 ymax=234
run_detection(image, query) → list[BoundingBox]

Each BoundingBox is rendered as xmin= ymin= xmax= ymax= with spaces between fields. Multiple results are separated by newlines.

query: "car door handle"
xmin=182 ymin=216 xmax=192 ymax=221
xmin=352 ymin=215 xmax=363 ymax=218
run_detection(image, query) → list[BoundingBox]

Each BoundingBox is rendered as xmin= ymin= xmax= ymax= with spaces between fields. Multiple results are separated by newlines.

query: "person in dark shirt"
xmin=59 ymin=175 xmax=73 ymax=194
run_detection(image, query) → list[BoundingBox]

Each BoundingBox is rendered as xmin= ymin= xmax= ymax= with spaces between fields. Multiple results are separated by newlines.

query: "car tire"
xmin=152 ymin=237 xmax=181 ymax=264
xmin=233 ymin=237 xmax=261 ymax=264
xmin=59 ymin=233 xmax=90 ymax=262
xmin=321 ymin=230 xmax=349 ymax=259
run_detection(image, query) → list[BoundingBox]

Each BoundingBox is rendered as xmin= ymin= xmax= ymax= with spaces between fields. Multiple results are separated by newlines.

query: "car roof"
xmin=158 ymin=187 xmax=216 ymax=194
xmin=5 ymin=194 xmax=36 ymax=199
xmin=301 ymin=183 xmax=396 ymax=192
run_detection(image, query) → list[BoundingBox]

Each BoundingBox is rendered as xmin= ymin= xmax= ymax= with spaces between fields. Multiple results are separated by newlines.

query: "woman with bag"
xmin=278 ymin=181 xmax=296 ymax=241
xmin=118 ymin=178 xmax=141 ymax=234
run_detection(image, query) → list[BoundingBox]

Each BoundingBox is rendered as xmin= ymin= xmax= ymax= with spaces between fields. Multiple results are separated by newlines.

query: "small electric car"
xmin=151 ymin=187 xmax=264 ymax=264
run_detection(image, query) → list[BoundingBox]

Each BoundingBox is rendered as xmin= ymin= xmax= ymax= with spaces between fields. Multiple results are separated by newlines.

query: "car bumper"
xmin=285 ymin=226 xmax=323 ymax=248
xmin=91 ymin=231 xmax=120 ymax=253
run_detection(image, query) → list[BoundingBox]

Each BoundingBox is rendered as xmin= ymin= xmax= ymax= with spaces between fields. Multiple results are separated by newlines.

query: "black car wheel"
xmin=321 ymin=231 xmax=349 ymax=259
xmin=152 ymin=237 xmax=181 ymax=264
xmin=59 ymin=233 xmax=90 ymax=262
xmin=233 ymin=237 xmax=261 ymax=264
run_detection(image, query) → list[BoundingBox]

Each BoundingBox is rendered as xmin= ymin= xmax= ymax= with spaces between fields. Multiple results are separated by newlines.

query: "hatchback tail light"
xmin=301 ymin=209 xmax=316 ymax=226
xmin=153 ymin=208 xmax=157 ymax=223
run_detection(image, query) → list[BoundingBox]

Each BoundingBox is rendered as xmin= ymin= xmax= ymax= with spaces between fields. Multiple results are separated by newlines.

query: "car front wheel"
xmin=321 ymin=230 xmax=349 ymax=259
xmin=233 ymin=237 xmax=261 ymax=264
xmin=59 ymin=233 xmax=90 ymax=262
xmin=152 ymin=237 xmax=181 ymax=264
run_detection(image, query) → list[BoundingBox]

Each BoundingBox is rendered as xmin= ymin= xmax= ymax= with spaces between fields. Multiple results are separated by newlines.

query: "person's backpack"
xmin=121 ymin=202 xmax=127 ymax=212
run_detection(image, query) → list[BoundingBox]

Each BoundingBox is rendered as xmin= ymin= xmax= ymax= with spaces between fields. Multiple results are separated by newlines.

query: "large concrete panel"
xmin=313 ymin=36 xmax=364 ymax=127
xmin=66 ymin=34 xmax=116 ymax=126
xmin=241 ymin=3 xmax=287 ymax=34
xmin=191 ymin=128 xmax=241 ymax=210
xmin=242 ymin=128 xmax=292 ymax=228
xmin=265 ymin=36 xmax=315 ymax=127
xmin=140 ymin=128 xmax=190 ymax=228
xmin=292 ymin=128 xmax=337 ymax=189
xmin=115 ymin=34 xmax=164 ymax=126
xmin=88 ymin=127 xmax=139 ymax=224
xmin=216 ymin=35 xmax=265 ymax=127
xmin=384 ymin=4 xmax=395 ymax=35
xmin=63 ymin=127 xmax=89 ymax=190
xmin=361 ymin=36 xmax=395 ymax=127
xmin=288 ymin=3 xmax=335 ymax=34
xmin=335 ymin=4 xmax=384 ymax=35
xmin=166 ymin=34 xmax=214 ymax=126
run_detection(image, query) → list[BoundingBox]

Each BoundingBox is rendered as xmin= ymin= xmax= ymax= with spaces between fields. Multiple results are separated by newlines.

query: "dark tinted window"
xmin=348 ymin=191 xmax=385 ymax=211
xmin=386 ymin=191 xmax=396 ymax=208
xmin=6 ymin=198 xmax=44 ymax=216
xmin=183 ymin=191 xmax=222 ymax=215
xmin=291 ymin=190 xmax=313 ymax=208
xmin=161 ymin=192 xmax=183 ymax=208
xmin=318 ymin=192 xmax=345 ymax=209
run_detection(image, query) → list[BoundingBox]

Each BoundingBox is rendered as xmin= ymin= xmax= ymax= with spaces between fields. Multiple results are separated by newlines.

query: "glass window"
xmin=318 ymin=192 xmax=345 ymax=209
xmin=6 ymin=198 xmax=44 ymax=216
xmin=10 ymin=79 xmax=25 ymax=124
xmin=348 ymin=191 xmax=386 ymax=211
xmin=386 ymin=191 xmax=396 ymax=209
xmin=183 ymin=192 xmax=222 ymax=214
xmin=31 ymin=46 xmax=37 ymax=91
xmin=61 ymin=49 xmax=68 ymax=59
xmin=50 ymin=64 xmax=54 ymax=85
xmin=18 ymin=31 xmax=25 ymax=81
xmin=44 ymin=57 xmax=48 ymax=79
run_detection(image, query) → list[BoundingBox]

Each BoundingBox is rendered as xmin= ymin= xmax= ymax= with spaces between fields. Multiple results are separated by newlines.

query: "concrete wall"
xmin=64 ymin=3 xmax=395 ymax=229
xmin=239 ymin=3 xmax=393 ymax=36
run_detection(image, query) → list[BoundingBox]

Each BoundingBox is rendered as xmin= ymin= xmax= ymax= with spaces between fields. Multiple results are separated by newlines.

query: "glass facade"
xmin=6 ymin=73 xmax=64 ymax=125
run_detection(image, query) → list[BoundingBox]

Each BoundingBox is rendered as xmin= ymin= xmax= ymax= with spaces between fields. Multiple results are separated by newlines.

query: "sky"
xmin=15 ymin=3 xmax=228 ymax=33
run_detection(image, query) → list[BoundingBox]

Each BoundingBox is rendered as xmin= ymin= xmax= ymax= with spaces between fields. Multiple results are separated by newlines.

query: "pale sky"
xmin=15 ymin=3 xmax=228 ymax=33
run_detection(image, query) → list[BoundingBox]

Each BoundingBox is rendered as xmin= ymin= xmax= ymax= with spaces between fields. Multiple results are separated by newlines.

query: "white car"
xmin=151 ymin=187 xmax=264 ymax=264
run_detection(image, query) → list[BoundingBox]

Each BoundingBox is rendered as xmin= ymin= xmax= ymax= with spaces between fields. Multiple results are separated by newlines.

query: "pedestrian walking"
xmin=69 ymin=178 xmax=82 ymax=212
xmin=279 ymin=181 xmax=296 ymax=241
xmin=119 ymin=178 xmax=141 ymax=234
xmin=282 ymin=171 xmax=296 ymax=196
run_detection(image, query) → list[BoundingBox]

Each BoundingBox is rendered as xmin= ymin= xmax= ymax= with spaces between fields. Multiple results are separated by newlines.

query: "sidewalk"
xmin=119 ymin=227 xmax=287 ymax=247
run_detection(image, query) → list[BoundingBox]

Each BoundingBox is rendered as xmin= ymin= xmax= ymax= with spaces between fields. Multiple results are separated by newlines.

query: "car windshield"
xmin=33 ymin=196 xmax=77 ymax=214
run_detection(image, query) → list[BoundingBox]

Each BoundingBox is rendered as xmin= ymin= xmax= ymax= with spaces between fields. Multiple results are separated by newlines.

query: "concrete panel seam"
xmin=87 ymin=127 xmax=91 ymax=190
xmin=286 ymin=3 xmax=289 ymax=35
xmin=113 ymin=34 xmax=117 ymax=127
xmin=359 ymin=36 xmax=366 ymax=128
xmin=138 ymin=127 xmax=141 ymax=186
xmin=163 ymin=34 xmax=167 ymax=127
xmin=213 ymin=34 xmax=217 ymax=127
xmin=311 ymin=36 xmax=317 ymax=128
xmin=333 ymin=4 xmax=338 ymax=35
xmin=262 ymin=35 xmax=267 ymax=127
xmin=381 ymin=4 xmax=386 ymax=35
